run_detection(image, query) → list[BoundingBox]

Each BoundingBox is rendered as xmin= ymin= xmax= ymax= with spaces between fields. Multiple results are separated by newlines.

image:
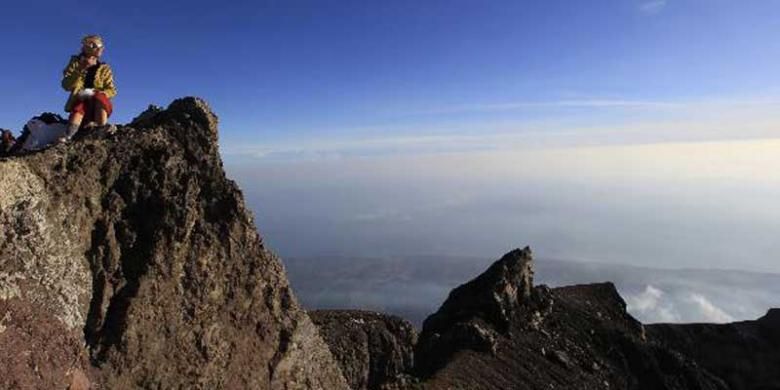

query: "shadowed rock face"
xmin=647 ymin=309 xmax=780 ymax=390
xmin=414 ymin=247 xmax=536 ymax=375
xmin=422 ymin=247 xmax=535 ymax=336
xmin=310 ymin=310 xmax=418 ymax=390
xmin=0 ymin=98 xmax=348 ymax=389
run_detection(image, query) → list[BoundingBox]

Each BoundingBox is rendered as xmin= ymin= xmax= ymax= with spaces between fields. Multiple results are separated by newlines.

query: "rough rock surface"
xmin=414 ymin=248 xmax=729 ymax=390
xmin=0 ymin=298 xmax=92 ymax=390
xmin=648 ymin=309 xmax=780 ymax=390
xmin=309 ymin=310 xmax=417 ymax=390
xmin=0 ymin=98 xmax=348 ymax=389
xmin=310 ymin=310 xmax=418 ymax=390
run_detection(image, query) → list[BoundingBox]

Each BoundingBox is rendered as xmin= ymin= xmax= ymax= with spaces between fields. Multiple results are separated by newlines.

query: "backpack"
xmin=0 ymin=129 xmax=15 ymax=156
xmin=14 ymin=113 xmax=68 ymax=152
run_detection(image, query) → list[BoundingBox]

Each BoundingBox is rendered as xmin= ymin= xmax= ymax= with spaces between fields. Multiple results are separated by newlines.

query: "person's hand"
xmin=80 ymin=56 xmax=98 ymax=69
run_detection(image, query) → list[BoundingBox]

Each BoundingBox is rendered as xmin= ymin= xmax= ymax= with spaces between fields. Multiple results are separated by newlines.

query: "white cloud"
xmin=639 ymin=0 xmax=668 ymax=15
xmin=626 ymin=285 xmax=738 ymax=323
xmin=626 ymin=285 xmax=680 ymax=322
xmin=626 ymin=285 xmax=663 ymax=311
xmin=687 ymin=293 xmax=735 ymax=323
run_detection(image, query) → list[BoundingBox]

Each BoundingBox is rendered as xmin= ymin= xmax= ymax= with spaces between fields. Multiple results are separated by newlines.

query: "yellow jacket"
xmin=61 ymin=55 xmax=117 ymax=112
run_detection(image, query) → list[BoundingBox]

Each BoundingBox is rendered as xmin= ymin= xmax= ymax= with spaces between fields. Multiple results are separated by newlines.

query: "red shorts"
xmin=70 ymin=91 xmax=113 ymax=118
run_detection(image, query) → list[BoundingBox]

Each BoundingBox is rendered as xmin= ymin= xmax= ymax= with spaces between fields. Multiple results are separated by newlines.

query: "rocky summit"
xmin=0 ymin=98 xmax=347 ymax=389
xmin=1 ymin=98 xmax=777 ymax=390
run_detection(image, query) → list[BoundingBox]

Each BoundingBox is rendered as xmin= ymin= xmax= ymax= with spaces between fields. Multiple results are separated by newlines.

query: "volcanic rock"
xmin=310 ymin=310 xmax=418 ymax=390
xmin=647 ymin=308 xmax=780 ymax=390
xmin=0 ymin=97 xmax=348 ymax=389
xmin=414 ymin=248 xmax=729 ymax=390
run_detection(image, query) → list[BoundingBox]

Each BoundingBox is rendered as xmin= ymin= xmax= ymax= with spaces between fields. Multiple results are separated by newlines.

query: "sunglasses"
xmin=84 ymin=41 xmax=104 ymax=50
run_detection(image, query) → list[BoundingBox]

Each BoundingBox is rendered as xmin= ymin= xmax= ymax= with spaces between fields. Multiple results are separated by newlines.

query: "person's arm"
xmin=61 ymin=56 xmax=84 ymax=92
xmin=97 ymin=64 xmax=117 ymax=98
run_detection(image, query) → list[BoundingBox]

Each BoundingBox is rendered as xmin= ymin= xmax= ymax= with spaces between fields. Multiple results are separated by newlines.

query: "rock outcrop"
xmin=413 ymin=248 xmax=729 ymax=389
xmin=310 ymin=310 xmax=418 ymax=390
xmin=0 ymin=98 xmax=348 ymax=389
xmin=415 ymin=247 xmax=536 ymax=375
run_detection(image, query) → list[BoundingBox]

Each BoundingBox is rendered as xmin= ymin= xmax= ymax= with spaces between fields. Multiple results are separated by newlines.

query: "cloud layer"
xmin=229 ymin=138 xmax=780 ymax=273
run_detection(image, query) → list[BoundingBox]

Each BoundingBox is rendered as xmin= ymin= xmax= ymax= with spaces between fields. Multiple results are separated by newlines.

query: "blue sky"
xmin=1 ymin=0 xmax=779 ymax=156
xmin=3 ymin=1 xmax=780 ymax=306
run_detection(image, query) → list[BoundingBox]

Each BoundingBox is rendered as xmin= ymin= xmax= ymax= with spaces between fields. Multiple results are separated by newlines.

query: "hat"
xmin=81 ymin=35 xmax=104 ymax=55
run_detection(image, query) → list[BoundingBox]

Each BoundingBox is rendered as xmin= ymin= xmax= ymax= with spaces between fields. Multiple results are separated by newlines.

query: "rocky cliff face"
xmin=309 ymin=310 xmax=418 ymax=390
xmin=0 ymin=98 xmax=348 ymax=389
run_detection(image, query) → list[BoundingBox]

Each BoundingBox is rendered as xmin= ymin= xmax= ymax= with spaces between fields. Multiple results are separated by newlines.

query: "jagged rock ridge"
xmin=315 ymin=248 xmax=779 ymax=390
xmin=412 ymin=247 xmax=729 ymax=389
xmin=0 ymin=98 xmax=348 ymax=389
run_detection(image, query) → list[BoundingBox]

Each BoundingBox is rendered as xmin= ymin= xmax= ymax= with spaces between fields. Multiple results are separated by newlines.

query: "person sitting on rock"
xmin=60 ymin=35 xmax=117 ymax=141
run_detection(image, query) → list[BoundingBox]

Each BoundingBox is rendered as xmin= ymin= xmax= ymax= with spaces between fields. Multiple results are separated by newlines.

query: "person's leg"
xmin=68 ymin=111 xmax=84 ymax=130
xmin=94 ymin=106 xmax=108 ymax=126
xmin=63 ymin=106 xmax=85 ymax=141
xmin=94 ymin=93 xmax=111 ymax=126
xmin=79 ymin=98 xmax=99 ymax=129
